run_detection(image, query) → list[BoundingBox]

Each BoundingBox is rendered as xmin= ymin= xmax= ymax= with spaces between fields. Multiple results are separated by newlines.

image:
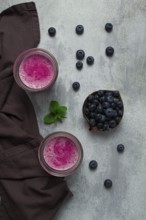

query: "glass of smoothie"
xmin=38 ymin=132 xmax=83 ymax=177
xmin=13 ymin=48 xmax=58 ymax=92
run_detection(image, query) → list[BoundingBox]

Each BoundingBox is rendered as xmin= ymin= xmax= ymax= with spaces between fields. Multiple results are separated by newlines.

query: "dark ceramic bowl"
xmin=82 ymin=90 xmax=124 ymax=131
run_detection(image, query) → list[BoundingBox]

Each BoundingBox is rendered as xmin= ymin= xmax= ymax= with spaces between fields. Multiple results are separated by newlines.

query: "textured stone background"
xmin=1 ymin=0 xmax=146 ymax=219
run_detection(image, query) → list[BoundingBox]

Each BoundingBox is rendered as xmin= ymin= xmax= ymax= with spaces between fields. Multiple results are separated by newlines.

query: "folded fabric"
xmin=0 ymin=2 xmax=72 ymax=220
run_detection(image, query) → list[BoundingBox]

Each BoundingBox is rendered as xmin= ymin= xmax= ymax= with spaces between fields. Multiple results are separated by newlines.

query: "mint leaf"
xmin=49 ymin=101 xmax=60 ymax=113
xmin=44 ymin=113 xmax=57 ymax=124
xmin=43 ymin=100 xmax=67 ymax=125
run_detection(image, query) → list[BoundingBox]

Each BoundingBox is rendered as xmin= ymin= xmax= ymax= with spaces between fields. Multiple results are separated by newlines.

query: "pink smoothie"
xmin=43 ymin=137 xmax=79 ymax=170
xmin=19 ymin=54 xmax=54 ymax=89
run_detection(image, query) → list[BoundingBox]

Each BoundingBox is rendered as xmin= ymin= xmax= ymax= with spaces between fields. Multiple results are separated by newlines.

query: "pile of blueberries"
xmin=83 ymin=90 xmax=124 ymax=131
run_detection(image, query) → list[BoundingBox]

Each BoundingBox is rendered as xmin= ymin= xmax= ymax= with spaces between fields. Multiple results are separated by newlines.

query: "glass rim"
xmin=38 ymin=131 xmax=83 ymax=177
xmin=13 ymin=48 xmax=58 ymax=92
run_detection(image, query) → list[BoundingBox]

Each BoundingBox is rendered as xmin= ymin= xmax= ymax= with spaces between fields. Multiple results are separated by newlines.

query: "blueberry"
xmin=84 ymin=108 xmax=90 ymax=116
xmin=106 ymin=47 xmax=114 ymax=57
xmin=89 ymin=104 xmax=96 ymax=112
xmin=103 ymin=122 xmax=109 ymax=131
xmin=106 ymin=95 xmax=114 ymax=103
xmin=93 ymin=99 xmax=99 ymax=105
xmin=97 ymin=90 xmax=104 ymax=97
xmin=90 ymin=112 xmax=96 ymax=118
xmin=117 ymin=144 xmax=125 ymax=153
xmin=48 ymin=27 xmax=56 ymax=37
xmin=89 ymin=160 xmax=98 ymax=170
xmin=105 ymin=91 xmax=113 ymax=96
xmin=76 ymin=50 xmax=85 ymax=60
xmin=94 ymin=94 xmax=100 ymax=100
xmin=95 ymin=113 xmax=102 ymax=121
xmin=118 ymin=110 xmax=123 ymax=116
xmin=113 ymin=91 xmax=120 ymax=98
xmin=76 ymin=25 xmax=84 ymax=35
xmin=115 ymin=116 xmax=121 ymax=123
xmin=97 ymin=123 xmax=103 ymax=130
xmin=87 ymin=56 xmax=94 ymax=65
xmin=100 ymin=96 xmax=106 ymax=103
xmin=76 ymin=61 xmax=83 ymax=70
xmin=114 ymin=98 xmax=119 ymax=104
xmin=109 ymin=120 xmax=117 ymax=128
xmin=72 ymin=82 xmax=80 ymax=91
xmin=96 ymin=105 xmax=103 ymax=113
xmin=102 ymin=102 xmax=110 ymax=109
xmin=105 ymin=23 xmax=113 ymax=32
xmin=87 ymin=95 xmax=94 ymax=102
xmin=110 ymin=102 xmax=116 ymax=109
xmin=117 ymin=101 xmax=123 ymax=108
xmin=89 ymin=119 xmax=97 ymax=127
xmin=104 ymin=179 xmax=112 ymax=189
xmin=112 ymin=110 xmax=118 ymax=117
xmin=100 ymin=115 xmax=106 ymax=122
xmin=105 ymin=108 xmax=114 ymax=117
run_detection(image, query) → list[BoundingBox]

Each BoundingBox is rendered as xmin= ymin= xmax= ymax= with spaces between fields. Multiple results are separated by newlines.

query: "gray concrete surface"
xmin=1 ymin=0 xmax=146 ymax=219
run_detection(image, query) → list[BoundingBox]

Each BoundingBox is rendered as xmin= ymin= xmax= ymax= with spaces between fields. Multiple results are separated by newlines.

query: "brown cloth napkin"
xmin=0 ymin=2 xmax=72 ymax=220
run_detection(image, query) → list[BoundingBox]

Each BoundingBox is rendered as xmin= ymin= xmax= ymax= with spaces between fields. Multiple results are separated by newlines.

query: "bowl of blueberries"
xmin=82 ymin=90 xmax=124 ymax=131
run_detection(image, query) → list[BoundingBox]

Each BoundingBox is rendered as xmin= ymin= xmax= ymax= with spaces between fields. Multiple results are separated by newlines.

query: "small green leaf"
xmin=44 ymin=113 xmax=57 ymax=124
xmin=49 ymin=101 xmax=60 ymax=113
xmin=57 ymin=106 xmax=67 ymax=115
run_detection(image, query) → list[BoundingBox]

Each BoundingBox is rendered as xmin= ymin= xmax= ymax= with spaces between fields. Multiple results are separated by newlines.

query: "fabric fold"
xmin=0 ymin=2 xmax=72 ymax=220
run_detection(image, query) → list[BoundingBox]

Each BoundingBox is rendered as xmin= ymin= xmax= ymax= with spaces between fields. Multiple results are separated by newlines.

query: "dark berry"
xmin=117 ymin=144 xmax=125 ymax=153
xmin=90 ymin=112 xmax=96 ymax=118
xmin=106 ymin=47 xmax=114 ymax=57
xmin=102 ymin=102 xmax=110 ymax=109
xmin=105 ymin=23 xmax=113 ymax=32
xmin=76 ymin=61 xmax=83 ymax=70
xmin=96 ymin=105 xmax=103 ymax=113
xmin=109 ymin=120 xmax=117 ymax=128
xmin=72 ymin=82 xmax=80 ymax=91
xmin=87 ymin=56 xmax=94 ymax=65
xmin=48 ymin=27 xmax=56 ymax=37
xmin=97 ymin=90 xmax=104 ymax=97
xmin=94 ymin=94 xmax=99 ymax=100
xmin=118 ymin=110 xmax=123 ymax=116
xmin=113 ymin=91 xmax=120 ymax=97
xmin=76 ymin=25 xmax=84 ymax=35
xmin=110 ymin=102 xmax=116 ymax=109
xmin=89 ymin=160 xmax=98 ymax=170
xmin=114 ymin=98 xmax=119 ymax=104
xmin=89 ymin=119 xmax=97 ymax=127
xmin=105 ymin=91 xmax=113 ymax=96
xmin=100 ymin=115 xmax=106 ymax=122
xmin=100 ymin=96 xmax=106 ymax=103
xmin=95 ymin=113 xmax=102 ymax=121
xmin=88 ymin=95 xmax=94 ymax=102
xmin=115 ymin=117 xmax=121 ymax=123
xmin=76 ymin=50 xmax=85 ymax=60
xmin=84 ymin=108 xmax=90 ymax=116
xmin=104 ymin=179 xmax=112 ymax=189
xmin=112 ymin=110 xmax=118 ymax=117
xmin=117 ymin=101 xmax=123 ymax=108
xmin=105 ymin=108 xmax=114 ymax=117
xmin=93 ymin=99 xmax=99 ymax=105
xmin=106 ymin=95 xmax=114 ymax=103
xmin=89 ymin=104 xmax=96 ymax=112
xmin=97 ymin=123 xmax=103 ymax=130
xmin=103 ymin=122 xmax=109 ymax=131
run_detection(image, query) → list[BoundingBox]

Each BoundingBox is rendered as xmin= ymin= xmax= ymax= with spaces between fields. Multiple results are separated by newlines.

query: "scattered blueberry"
xmin=72 ymin=82 xmax=80 ymax=91
xmin=87 ymin=56 xmax=94 ymax=65
xmin=106 ymin=95 xmax=114 ymax=103
xmin=106 ymin=47 xmax=114 ymax=57
xmin=117 ymin=144 xmax=125 ymax=153
xmin=76 ymin=25 xmax=84 ymax=35
xmin=89 ymin=160 xmax=98 ymax=170
xmin=104 ymin=179 xmax=113 ymax=189
xmin=105 ymin=23 xmax=113 ymax=32
xmin=48 ymin=27 xmax=56 ymax=37
xmin=76 ymin=61 xmax=83 ymax=70
xmin=76 ymin=50 xmax=85 ymax=60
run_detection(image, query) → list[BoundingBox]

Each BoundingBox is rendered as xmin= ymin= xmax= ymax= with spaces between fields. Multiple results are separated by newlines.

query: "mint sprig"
xmin=44 ymin=101 xmax=67 ymax=125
